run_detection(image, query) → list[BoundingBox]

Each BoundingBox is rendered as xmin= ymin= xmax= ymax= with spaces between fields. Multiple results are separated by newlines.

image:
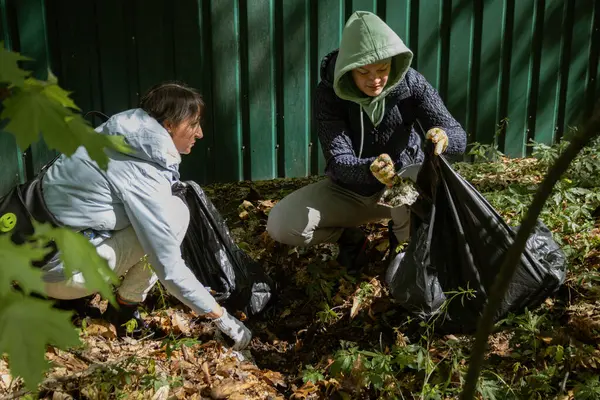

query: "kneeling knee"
xmin=266 ymin=205 xmax=309 ymax=247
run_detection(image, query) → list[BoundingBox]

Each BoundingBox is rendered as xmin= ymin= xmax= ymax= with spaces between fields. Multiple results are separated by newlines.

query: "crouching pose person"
xmin=40 ymin=82 xmax=251 ymax=349
xmin=267 ymin=11 xmax=467 ymax=272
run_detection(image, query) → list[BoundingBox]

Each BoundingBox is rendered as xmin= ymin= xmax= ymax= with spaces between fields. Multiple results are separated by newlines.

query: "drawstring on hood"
xmin=333 ymin=11 xmax=413 ymax=134
xmin=358 ymin=105 xmax=365 ymax=158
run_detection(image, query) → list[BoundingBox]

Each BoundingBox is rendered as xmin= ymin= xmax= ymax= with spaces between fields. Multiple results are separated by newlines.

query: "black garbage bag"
xmin=172 ymin=181 xmax=274 ymax=316
xmin=386 ymin=152 xmax=567 ymax=331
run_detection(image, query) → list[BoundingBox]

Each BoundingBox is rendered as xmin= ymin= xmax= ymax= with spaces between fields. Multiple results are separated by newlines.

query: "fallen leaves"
xmin=349 ymin=278 xmax=383 ymax=320
xmin=82 ymin=318 xmax=117 ymax=339
xmin=567 ymin=302 xmax=600 ymax=343
xmin=2 ymin=160 xmax=599 ymax=399
xmin=210 ymin=379 xmax=253 ymax=399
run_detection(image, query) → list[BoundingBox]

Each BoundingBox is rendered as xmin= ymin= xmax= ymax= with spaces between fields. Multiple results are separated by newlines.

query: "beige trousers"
xmin=44 ymin=196 xmax=190 ymax=303
xmin=266 ymin=178 xmax=410 ymax=246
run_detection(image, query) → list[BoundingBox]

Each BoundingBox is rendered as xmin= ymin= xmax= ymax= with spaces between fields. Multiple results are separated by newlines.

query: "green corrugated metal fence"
xmin=1 ymin=0 xmax=599 ymax=193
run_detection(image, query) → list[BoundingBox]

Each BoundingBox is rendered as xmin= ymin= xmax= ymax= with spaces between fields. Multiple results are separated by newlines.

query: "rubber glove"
xmin=425 ymin=128 xmax=448 ymax=156
xmin=213 ymin=308 xmax=252 ymax=350
xmin=370 ymin=153 xmax=396 ymax=186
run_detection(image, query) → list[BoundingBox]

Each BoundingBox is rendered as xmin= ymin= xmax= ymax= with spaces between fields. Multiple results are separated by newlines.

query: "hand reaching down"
xmin=213 ymin=308 xmax=252 ymax=350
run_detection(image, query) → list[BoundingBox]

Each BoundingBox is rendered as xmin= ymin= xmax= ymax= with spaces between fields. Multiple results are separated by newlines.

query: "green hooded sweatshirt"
xmin=333 ymin=11 xmax=413 ymax=127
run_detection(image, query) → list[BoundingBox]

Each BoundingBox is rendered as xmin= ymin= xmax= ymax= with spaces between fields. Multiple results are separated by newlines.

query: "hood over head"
xmin=333 ymin=11 xmax=413 ymax=126
xmin=96 ymin=108 xmax=181 ymax=176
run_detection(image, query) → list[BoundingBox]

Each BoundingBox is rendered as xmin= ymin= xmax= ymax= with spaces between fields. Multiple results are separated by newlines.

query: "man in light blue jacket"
xmin=41 ymin=82 xmax=251 ymax=350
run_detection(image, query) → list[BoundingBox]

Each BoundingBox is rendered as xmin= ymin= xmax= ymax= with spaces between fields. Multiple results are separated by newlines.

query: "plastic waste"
xmin=386 ymin=151 xmax=567 ymax=331
xmin=172 ymin=181 xmax=274 ymax=316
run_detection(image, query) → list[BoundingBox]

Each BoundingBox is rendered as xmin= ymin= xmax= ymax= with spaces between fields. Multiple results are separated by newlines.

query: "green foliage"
xmin=0 ymin=43 xmax=130 ymax=390
xmin=321 ymin=288 xmax=502 ymax=399
xmin=302 ymin=365 xmax=325 ymax=384
xmin=0 ymin=235 xmax=48 ymax=296
xmin=304 ymin=262 xmax=350 ymax=302
xmin=574 ymin=375 xmax=600 ymax=400
xmin=475 ymin=376 xmax=502 ymax=400
xmin=355 ymin=281 xmax=375 ymax=305
xmin=531 ymin=136 xmax=600 ymax=188
xmin=0 ymin=293 xmax=80 ymax=387
xmin=468 ymin=142 xmax=504 ymax=163
xmin=34 ymin=222 xmax=119 ymax=301
xmin=500 ymin=309 xmax=547 ymax=360
xmin=0 ymin=42 xmax=31 ymax=87
xmin=316 ymin=302 xmax=341 ymax=325
xmin=1 ymin=74 xmax=130 ymax=170
xmin=468 ymin=118 xmax=507 ymax=163
xmin=161 ymin=336 xmax=201 ymax=360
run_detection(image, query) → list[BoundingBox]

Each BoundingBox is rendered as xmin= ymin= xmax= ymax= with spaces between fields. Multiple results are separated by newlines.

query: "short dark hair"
xmin=139 ymin=81 xmax=205 ymax=126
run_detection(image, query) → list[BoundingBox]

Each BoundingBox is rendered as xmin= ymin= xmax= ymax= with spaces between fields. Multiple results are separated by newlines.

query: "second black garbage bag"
xmin=173 ymin=181 xmax=274 ymax=317
xmin=386 ymin=151 xmax=567 ymax=331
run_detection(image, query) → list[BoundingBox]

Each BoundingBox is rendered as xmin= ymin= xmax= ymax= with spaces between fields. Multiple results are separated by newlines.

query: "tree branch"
xmin=460 ymin=104 xmax=600 ymax=400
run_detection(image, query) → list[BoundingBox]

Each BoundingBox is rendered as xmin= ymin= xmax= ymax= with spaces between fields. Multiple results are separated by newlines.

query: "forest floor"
xmin=2 ymin=140 xmax=600 ymax=400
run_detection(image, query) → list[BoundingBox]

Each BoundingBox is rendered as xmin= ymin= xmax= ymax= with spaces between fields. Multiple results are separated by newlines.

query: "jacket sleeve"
xmin=113 ymin=165 xmax=219 ymax=315
xmin=407 ymin=69 xmax=467 ymax=155
xmin=314 ymin=83 xmax=381 ymax=185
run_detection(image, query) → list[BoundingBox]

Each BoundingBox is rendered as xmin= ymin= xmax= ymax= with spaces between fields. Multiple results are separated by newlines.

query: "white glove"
xmin=213 ymin=308 xmax=252 ymax=350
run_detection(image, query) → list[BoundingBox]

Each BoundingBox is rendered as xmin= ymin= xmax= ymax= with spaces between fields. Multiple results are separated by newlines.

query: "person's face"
xmin=351 ymin=61 xmax=391 ymax=97
xmin=165 ymin=116 xmax=203 ymax=154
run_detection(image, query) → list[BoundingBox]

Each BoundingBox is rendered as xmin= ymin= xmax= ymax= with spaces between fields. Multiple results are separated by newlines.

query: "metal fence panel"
xmin=1 ymin=0 xmax=598 ymax=192
xmin=0 ymin=0 xmax=25 ymax=197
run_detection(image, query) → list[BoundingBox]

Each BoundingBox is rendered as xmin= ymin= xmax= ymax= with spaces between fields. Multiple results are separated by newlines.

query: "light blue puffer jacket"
xmin=41 ymin=108 xmax=218 ymax=314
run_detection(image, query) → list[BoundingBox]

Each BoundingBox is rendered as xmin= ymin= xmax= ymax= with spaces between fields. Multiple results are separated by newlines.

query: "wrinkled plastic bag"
xmin=386 ymin=152 xmax=567 ymax=331
xmin=172 ymin=181 xmax=274 ymax=316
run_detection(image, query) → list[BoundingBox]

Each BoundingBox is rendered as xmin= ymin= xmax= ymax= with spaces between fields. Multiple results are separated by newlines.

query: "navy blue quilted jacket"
xmin=315 ymin=49 xmax=467 ymax=196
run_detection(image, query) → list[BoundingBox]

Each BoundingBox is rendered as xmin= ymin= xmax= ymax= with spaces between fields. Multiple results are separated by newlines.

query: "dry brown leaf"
xmin=52 ymin=391 xmax=74 ymax=400
xmin=210 ymin=379 xmax=252 ymax=399
xmin=241 ymin=200 xmax=254 ymax=210
xmin=171 ymin=312 xmax=191 ymax=336
xmin=183 ymin=379 xmax=202 ymax=396
xmin=280 ymin=308 xmax=292 ymax=318
xmin=47 ymin=350 xmax=89 ymax=373
xmin=258 ymin=200 xmax=276 ymax=214
xmin=216 ymin=360 xmax=241 ymax=378
xmin=228 ymin=394 xmax=250 ymax=400
xmin=540 ymin=336 xmax=553 ymax=344
xmin=181 ymin=344 xmax=195 ymax=364
xmin=151 ymin=385 xmax=170 ymax=400
xmin=171 ymin=359 xmax=196 ymax=373
xmin=84 ymin=319 xmax=117 ymax=340
xmin=235 ymin=311 xmax=248 ymax=322
xmin=260 ymin=370 xmax=286 ymax=387
xmin=0 ymin=373 xmax=12 ymax=390
xmin=239 ymin=210 xmax=249 ymax=220
xmin=291 ymin=381 xmax=319 ymax=399
xmin=350 ymin=296 xmax=361 ymax=319
xmin=375 ymin=240 xmax=389 ymax=253
xmin=201 ymin=361 xmax=212 ymax=385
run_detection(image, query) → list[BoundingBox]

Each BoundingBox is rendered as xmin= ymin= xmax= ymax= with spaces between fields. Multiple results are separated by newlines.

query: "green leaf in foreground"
xmin=0 ymin=293 xmax=80 ymax=389
xmin=65 ymin=114 xmax=131 ymax=170
xmin=34 ymin=223 xmax=118 ymax=304
xmin=42 ymin=71 xmax=79 ymax=110
xmin=0 ymin=235 xmax=49 ymax=296
xmin=1 ymin=78 xmax=130 ymax=170
xmin=0 ymin=43 xmax=31 ymax=87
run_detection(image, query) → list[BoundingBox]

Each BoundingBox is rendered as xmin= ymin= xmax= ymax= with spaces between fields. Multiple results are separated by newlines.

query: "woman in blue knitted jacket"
xmin=267 ymin=11 xmax=467 ymax=271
